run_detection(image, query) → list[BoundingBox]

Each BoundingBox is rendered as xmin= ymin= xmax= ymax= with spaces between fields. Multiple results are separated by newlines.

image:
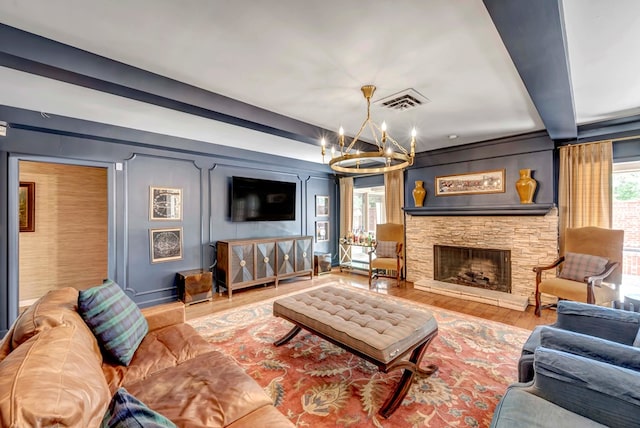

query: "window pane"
xmin=352 ymin=185 xmax=385 ymax=236
xmin=613 ymin=161 xmax=640 ymax=290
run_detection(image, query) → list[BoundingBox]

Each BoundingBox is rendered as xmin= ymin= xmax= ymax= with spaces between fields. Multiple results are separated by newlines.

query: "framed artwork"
xmin=150 ymin=187 xmax=182 ymax=221
xmin=315 ymin=221 xmax=329 ymax=242
xmin=435 ymin=169 xmax=505 ymax=196
xmin=315 ymin=195 xmax=329 ymax=217
xmin=19 ymin=182 xmax=35 ymax=232
xmin=150 ymin=227 xmax=183 ymax=263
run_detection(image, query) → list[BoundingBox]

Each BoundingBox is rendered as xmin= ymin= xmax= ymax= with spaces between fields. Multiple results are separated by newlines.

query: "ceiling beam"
xmin=0 ymin=23 xmax=333 ymax=147
xmin=483 ymin=0 xmax=577 ymax=140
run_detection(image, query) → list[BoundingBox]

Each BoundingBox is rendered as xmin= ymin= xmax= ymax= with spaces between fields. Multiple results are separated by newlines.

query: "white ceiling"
xmin=0 ymin=0 xmax=639 ymax=164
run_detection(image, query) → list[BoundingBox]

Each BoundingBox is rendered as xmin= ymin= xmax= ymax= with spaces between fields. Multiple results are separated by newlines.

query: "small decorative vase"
xmin=515 ymin=169 xmax=537 ymax=204
xmin=412 ymin=180 xmax=426 ymax=207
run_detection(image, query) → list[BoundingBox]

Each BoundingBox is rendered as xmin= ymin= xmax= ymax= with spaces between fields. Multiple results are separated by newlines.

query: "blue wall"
xmin=0 ymin=105 xmax=337 ymax=334
xmin=405 ymin=132 xmax=555 ymax=215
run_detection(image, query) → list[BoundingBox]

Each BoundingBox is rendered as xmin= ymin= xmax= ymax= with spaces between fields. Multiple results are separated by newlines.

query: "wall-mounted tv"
xmin=230 ymin=176 xmax=296 ymax=222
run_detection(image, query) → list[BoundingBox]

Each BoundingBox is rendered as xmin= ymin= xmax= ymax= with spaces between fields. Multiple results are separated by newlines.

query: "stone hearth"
xmin=406 ymin=207 xmax=558 ymax=309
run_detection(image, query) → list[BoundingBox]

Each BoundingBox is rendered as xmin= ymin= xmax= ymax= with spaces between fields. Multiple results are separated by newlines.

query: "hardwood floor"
xmin=185 ymin=270 xmax=557 ymax=330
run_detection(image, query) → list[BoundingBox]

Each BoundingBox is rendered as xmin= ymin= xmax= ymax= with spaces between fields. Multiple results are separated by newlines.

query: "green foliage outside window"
xmin=613 ymin=172 xmax=640 ymax=201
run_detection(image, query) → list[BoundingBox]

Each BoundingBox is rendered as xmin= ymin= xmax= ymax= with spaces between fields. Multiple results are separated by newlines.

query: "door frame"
xmin=7 ymin=155 xmax=116 ymax=326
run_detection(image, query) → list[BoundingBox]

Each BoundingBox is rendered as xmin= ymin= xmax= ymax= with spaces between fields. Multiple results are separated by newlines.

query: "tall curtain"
xmin=339 ymin=177 xmax=353 ymax=239
xmin=558 ymin=140 xmax=613 ymax=255
xmin=384 ymin=170 xmax=404 ymax=224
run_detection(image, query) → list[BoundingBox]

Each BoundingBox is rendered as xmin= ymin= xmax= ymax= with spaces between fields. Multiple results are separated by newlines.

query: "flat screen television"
xmin=230 ymin=176 xmax=296 ymax=222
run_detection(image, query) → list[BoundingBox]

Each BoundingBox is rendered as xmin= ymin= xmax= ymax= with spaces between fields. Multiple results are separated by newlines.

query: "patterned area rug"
xmin=188 ymin=286 xmax=530 ymax=427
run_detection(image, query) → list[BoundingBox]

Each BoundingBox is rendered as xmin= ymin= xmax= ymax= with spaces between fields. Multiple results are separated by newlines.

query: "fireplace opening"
xmin=433 ymin=245 xmax=511 ymax=293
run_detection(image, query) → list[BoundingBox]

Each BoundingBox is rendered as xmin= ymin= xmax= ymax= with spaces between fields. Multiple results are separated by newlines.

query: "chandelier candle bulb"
xmin=382 ymin=121 xmax=387 ymax=143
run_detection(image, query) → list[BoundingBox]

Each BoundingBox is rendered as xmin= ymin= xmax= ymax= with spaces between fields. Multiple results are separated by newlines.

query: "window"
xmin=353 ymin=185 xmax=385 ymax=236
xmin=351 ymin=186 xmax=385 ymax=262
xmin=613 ymin=161 xmax=640 ymax=290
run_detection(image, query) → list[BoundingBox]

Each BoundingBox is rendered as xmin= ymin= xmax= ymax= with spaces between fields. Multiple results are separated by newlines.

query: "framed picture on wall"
xmin=315 ymin=195 xmax=329 ymax=217
xmin=316 ymin=221 xmax=329 ymax=242
xmin=435 ymin=169 xmax=505 ymax=196
xmin=150 ymin=227 xmax=183 ymax=263
xmin=19 ymin=182 xmax=35 ymax=232
xmin=150 ymin=186 xmax=182 ymax=220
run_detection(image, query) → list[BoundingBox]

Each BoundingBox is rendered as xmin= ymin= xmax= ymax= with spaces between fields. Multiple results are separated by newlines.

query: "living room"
xmin=2 ymin=1 xmax=640 ymax=427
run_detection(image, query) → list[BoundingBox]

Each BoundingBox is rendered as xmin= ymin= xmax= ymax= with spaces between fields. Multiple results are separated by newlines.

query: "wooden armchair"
xmin=534 ymin=227 xmax=624 ymax=316
xmin=368 ymin=223 xmax=404 ymax=287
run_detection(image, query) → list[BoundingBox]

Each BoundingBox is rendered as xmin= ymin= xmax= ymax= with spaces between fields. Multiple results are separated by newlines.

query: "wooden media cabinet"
xmin=216 ymin=235 xmax=313 ymax=299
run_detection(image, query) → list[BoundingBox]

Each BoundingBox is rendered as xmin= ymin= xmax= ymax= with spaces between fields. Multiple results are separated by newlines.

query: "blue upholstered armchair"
xmin=518 ymin=300 xmax=640 ymax=382
xmin=491 ymin=301 xmax=640 ymax=427
xmin=491 ymin=344 xmax=640 ymax=428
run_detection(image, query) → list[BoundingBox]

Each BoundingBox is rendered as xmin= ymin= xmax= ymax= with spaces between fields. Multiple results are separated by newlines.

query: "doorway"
xmin=18 ymin=160 xmax=109 ymax=308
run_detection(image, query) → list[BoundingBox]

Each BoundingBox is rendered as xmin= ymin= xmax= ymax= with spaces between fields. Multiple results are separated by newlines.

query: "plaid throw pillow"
xmin=559 ymin=252 xmax=609 ymax=282
xmin=78 ymin=280 xmax=148 ymax=366
xmin=101 ymin=387 xmax=176 ymax=428
xmin=376 ymin=241 xmax=398 ymax=258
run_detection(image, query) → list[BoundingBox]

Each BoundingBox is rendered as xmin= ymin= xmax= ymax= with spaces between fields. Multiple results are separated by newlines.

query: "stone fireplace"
xmin=434 ymin=245 xmax=511 ymax=293
xmin=405 ymin=207 xmax=558 ymax=308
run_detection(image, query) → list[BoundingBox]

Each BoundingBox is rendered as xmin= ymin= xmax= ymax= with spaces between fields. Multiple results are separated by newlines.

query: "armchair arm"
xmin=585 ymin=260 xmax=620 ymax=304
xmin=539 ymin=326 xmax=640 ymax=371
xmin=585 ymin=261 xmax=619 ymax=285
xmin=368 ymin=244 xmax=376 ymax=262
xmin=555 ymin=301 xmax=640 ymax=345
xmin=528 ymin=347 xmax=640 ymax=427
xmin=532 ymin=257 xmax=564 ymax=274
xmin=533 ymin=257 xmax=563 ymax=288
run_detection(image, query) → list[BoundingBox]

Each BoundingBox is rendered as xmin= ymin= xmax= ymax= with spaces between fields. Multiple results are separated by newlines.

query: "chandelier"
xmin=321 ymin=85 xmax=416 ymax=174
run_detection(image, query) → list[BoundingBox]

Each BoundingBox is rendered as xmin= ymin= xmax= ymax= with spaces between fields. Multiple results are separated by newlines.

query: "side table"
xmin=314 ymin=252 xmax=332 ymax=275
xmin=176 ymin=269 xmax=213 ymax=305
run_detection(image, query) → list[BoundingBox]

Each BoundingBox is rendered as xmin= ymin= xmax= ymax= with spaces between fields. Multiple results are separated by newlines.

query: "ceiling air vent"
xmin=374 ymin=88 xmax=430 ymax=111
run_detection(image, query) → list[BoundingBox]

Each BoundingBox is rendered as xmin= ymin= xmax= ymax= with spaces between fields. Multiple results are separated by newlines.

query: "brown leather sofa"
xmin=0 ymin=287 xmax=294 ymax=427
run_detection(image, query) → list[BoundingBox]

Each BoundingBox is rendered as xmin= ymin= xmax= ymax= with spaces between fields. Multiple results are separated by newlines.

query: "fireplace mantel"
xmin=404 ymin=203 xmax=555 ymax=216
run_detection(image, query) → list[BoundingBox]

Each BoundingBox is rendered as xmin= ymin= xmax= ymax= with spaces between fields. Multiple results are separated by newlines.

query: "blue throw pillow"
xmin=101 ymin=387 xmax=176 ymax=428
xmin=78 ymin=279 xmax=148 ymax=366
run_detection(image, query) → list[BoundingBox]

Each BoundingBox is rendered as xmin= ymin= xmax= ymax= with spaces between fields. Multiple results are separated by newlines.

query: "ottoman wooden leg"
xmin=379 ymin=332 xmax=438 ymax=418
xmin=274 ymin=325 xmax=302 ymax=346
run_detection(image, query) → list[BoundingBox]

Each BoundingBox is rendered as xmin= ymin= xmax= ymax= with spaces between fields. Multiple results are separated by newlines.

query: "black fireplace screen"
xmin=433 ymin=245 xmax=511 ymax=293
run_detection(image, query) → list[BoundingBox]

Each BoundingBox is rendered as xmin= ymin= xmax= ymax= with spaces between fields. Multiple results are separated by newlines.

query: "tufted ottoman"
xmin=273 ymin=285 xmax=438 ymax=418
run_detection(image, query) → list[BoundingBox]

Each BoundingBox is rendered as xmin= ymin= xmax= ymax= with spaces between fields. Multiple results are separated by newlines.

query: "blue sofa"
xmin=518 ymin=300 xmax=640 ymax=382
xmin=491 ymin=301 xmax=640 ymax=427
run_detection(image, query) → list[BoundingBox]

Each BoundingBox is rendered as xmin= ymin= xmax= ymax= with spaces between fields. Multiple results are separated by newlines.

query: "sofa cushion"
xmin=556 ymin=301 xmax=640 ymax=345
xmin=10 ymin=287 xmax=80 ymax=349
xmin=124 ymin=350 xmax=275 ymax=427
xmin=539 ymin=326 xmax=640 ymax=372
xmin=490 ymin=387 xmax=606 ymax=428
xmin=101 ymin=387 xmax=176 ymax=428
xmin=532 ymin=347 xmax=640 ymax=427
xmin=559 ymin=252 xmax=608 ymax=282
xmin=79 ymin=279 xmax=148 ymax=366
xmin=0 ymin=322 xmax=110 ymax=427
xmin=102 ymin=323 xmax=213 ymax=392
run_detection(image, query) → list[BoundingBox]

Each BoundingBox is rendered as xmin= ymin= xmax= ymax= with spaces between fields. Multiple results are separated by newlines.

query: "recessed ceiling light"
xmin=448 ymin=134 xmax=458 ymax=139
